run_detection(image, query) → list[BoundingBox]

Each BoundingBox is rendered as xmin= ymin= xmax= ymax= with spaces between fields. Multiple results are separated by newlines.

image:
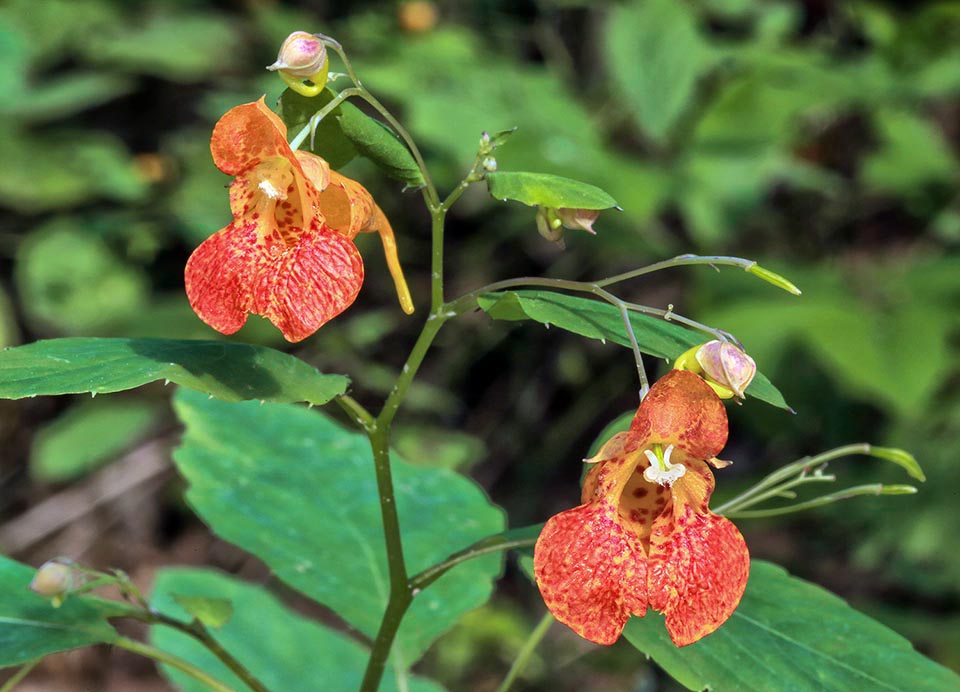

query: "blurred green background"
xmin=1 ymin=0 xmax=958 ymax=690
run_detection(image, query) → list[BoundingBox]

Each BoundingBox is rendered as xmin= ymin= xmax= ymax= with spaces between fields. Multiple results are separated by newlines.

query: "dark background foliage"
xmin=0 ymin=0 xmax=958 ymax=689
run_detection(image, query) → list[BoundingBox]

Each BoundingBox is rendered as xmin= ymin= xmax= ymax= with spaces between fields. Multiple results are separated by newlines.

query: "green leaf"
xmin=277 ymin=86 xmax=424 ymax=185
xmin=151 ymin=569 xmax=442 ymax=692
xmin=486 ymin=172 xmax=618 ymax=210
xmin=15 ymin=220 xmax=149 ymax=334
xmin=0 ymin=555 xmax=119 ymax=667
xmin=276 ymin=87 xmax=358 ymax=169
xmin=30 ymin=398 xmax=160 ymax=482
xmin=170 ymin=594 xmax=232 ymax=629
xmin=171 ymin=389 xmax=505 ymax=672
xmin=477 ymin=290 xmax=788 ymax=410
xmin=0 ymin=338 xmax=347 ymax=406
xmin=81 ymin=13 xmax=239 ymax=82
xmin=624 ymin=560 xmax=960 ymax=692
xmin=604 ymin=0 xmax=718 ymax=143
xmin=337 ymin=100 xmax=425 ymax=186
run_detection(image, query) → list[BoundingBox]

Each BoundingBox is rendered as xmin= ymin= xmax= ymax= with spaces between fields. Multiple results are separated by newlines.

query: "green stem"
xmin=410 ymin=537 xmax=538 ymax=591
xmin=320 ymin=36 xmax=440 ymax=208
xmin=335 ymin=394 xmax=376 ymax=432
xmin=725 ymin=484 xmax=914 ymax=518
xmin=115 ymin=637 xmax=240 ymax=692
xmin=713 ymin=444 xmax=870 ymax=515
xmin=0 ymin=660 xmax=40 ymax=692
xmin=288 ymin=87 xmax=363 ymax=151
xmin=126 ymin=610 xmax=270 ymax=692
xmin=495 ymin=612 xmax=554 ymax=692
xmin=359 ymin=172 xmax=454 ymax=692
xmin=595 ymin=254 xmax=761 ymax=288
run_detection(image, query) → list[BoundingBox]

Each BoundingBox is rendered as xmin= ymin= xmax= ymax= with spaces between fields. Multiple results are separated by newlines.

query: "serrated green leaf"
xmin=31 ymin=398 xmax=160 ymax=482
xmin=171 ymin=389 xmax=505 ymax=671
xmin=170 ymin=594 xmax=232 ymax=629
xmin=0 ymin=555 xmax=119 ymax=667
xmin=0 ymin=338 xmax=347 ymax=406
xmin=486 ymin=172 xmax=618 ymax=210
xmin=276 ymin=87 xmax=358 ymax=169
xmin=151 ymin=569 xmax=443 ymax=692
xmin=477 ymin=290 xmax=788 ymax=410
xmin=624 ymin=560 xmax=960 ymax=692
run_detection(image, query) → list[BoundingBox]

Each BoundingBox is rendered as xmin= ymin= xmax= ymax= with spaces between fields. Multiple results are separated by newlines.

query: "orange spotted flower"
xmin=534 ymin=369 xmax=749 ymax=647
xmin=185 ymin=98 xmax=413 ymax=342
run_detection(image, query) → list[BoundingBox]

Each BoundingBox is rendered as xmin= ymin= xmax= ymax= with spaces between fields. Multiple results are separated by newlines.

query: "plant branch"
xmin=288 ymin=87 xmax=363 ymax=151
xmin=115 ymin=636 xmax=240 ymax=692
xmin=724 ymin=484 xmax=916 ymax=519
xmin=124 ymin=610 xmax=270 ymax=692
xmin=410 ymin=536 xmax=538 ymax=591
xmin=0 ymin=659 xmax=40 ymax=692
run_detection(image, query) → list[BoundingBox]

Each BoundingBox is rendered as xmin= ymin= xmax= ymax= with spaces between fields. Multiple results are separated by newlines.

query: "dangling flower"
xmin=185 ymin=98 xmax=413 ymax=342
xmin=534 ymin=369 xmax=749 ymax=647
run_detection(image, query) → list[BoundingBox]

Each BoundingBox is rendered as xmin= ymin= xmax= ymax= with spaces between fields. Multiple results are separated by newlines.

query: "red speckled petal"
xmin=211 ymin=98 xmax=292 ymax=176
xmin=535 ymin=501 xmax=648 ymax=645
xmin=184 ymin=220 xmax=258 ymax=335
xmin=251 ymin=218 xmax=364 ymax=342
xmin=630 ymin=369 xmax=728 ymax=459
xmin=647 ymin=459 xmax=750 ymax=646
xmin=536 ymin=446 xmax=648 ymax=646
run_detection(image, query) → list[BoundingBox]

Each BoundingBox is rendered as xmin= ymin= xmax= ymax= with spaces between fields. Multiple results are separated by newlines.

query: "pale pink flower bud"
xmin=696 ymin=340 xmax=757 ymax=398
xmin=267 ymin=31 xmax=328 ymax=78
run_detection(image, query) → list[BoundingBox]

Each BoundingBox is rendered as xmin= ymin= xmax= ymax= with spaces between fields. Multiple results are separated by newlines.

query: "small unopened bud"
xmin=557 ymin=208 xmax=600 ymax=235
xmin=30 ymin=559 xmax=75 ymax=606
xmin=268 ymin=31 xmax=328 ymax=78
xmin=696 ymin=340 xmax=757 ymax=398
xmin=482 ymin=156 xmax=498 ymax=173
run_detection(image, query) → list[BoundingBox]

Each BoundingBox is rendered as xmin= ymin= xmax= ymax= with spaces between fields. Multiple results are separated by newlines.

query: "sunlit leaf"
xmin=0 ymin=338 xmax=348 ymax=406
xmin=172 ymin=389 xmax=505 ymax=672
xmin=486 ymin=172 xmax=617 ymax=210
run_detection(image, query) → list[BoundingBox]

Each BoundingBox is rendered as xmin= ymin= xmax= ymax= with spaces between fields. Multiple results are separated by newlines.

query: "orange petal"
xmin=535 ymin=501 xmax=647 ymax=645
xmin=630 ymin=369 xmax=728 ymax=460
xmin=319 ymin=170 xmax=376 ymax=239
xmin=185 ymin=220 xmax=258 ymax=335
xmin=251 ymin=218 xmax=364 ymax=342
xmin=646 ymin=459 xmax=749 ymax=646
xmin=211 ymin=98 xmax=292 ymax=176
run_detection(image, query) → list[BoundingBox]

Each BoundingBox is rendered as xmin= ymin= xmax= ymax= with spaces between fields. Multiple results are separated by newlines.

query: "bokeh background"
xmin=1 ymin=0 xmax=958 ymax=689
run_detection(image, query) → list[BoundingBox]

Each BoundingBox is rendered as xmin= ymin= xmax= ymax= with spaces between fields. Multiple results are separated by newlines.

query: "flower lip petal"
xmin=535 ymin=502 xmax=648 ymax=645
xmin=630 ymin=369 xmax=728 ymax=460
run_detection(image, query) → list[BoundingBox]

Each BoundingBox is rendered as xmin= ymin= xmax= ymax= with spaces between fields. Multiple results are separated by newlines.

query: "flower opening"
xmin=185 ymin=98 xmax=413 ymax=342
xmin=534 ymin=369 xmax=749 ymax=647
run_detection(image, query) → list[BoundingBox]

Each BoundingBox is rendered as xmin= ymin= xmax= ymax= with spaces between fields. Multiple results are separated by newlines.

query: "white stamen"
xmin=258 ymin=179 xmax=285 ymax=200
xmin=642 ymin=444 xmax=685 ymax=487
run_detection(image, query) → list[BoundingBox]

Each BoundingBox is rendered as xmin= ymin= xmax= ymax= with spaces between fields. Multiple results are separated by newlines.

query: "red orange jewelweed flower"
xmin=185 ymin=98 xmax=413 ymax=343
xmin=534 ymin=369 xmax=749 ymax=647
